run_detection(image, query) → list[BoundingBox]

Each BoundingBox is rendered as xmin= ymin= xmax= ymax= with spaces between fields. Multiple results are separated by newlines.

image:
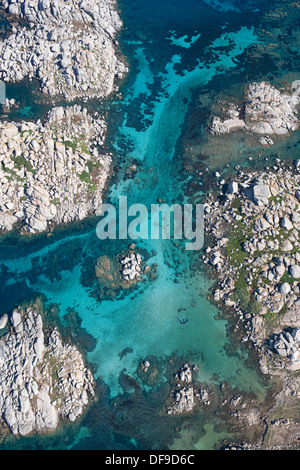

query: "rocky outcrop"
xmin=210 ymin=115 xmax=246 ymax=135
xmin=0 ymin=306 xmax=95 ymax=436
xmin=271 ymin=329 xmax=300 ymax=371
xmin=0 ymin=0 xmax=127 ymax=101
xmin=252 ymin=181 xmax=271 ymax=206
xmin=167 ymin=364 xmax=195 ymax=415
xmin=166 ymin=362 xmax=212 ymax=415
xmin=203 ymin=162 xmax=300 ymax=375
xmin=166 ymin=363 xmax=210 ymax=415
xmin=279 ymin=308 xmax=300 ymax=329
xmin=205 ymin=167 xmax=300 ymax=319
xmin=168 ymin=387 xmax=195 ymax=415
xmin=258 ymin=136 xmax=274 ymax=147
xmin=0 ymin=1 xmax=129 ymax=235
xmin=245 ymin=82 xmax=299 ymax=135
xmin=0 ymin=314 xmax=8 ymax=329
xmin=0 ymin=105 xmax=112 ymax=233
xmin=210 ymin=82 xmax=300 ymax=144
xmin=94 ymin=245 xmax=151 ymax=300
xmin=120 ymin=252 xmax=142 ymax=281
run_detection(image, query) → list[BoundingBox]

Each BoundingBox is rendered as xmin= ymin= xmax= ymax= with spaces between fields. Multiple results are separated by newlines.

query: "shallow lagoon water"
xmin=0 ymin=0 xmax=298 ymax=450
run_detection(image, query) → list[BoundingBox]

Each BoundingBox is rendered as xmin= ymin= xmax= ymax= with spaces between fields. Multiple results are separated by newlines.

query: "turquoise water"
xmin=0 ymin=0 xmax=299 ymax=450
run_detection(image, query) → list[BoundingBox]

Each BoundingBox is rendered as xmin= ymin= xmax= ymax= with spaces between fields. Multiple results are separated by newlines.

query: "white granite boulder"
xmin=252 ymin=183 xmax=270 ymax=205
xmin=0 ymin=314 xmax=8 ymax=329
xmin=290 ymin=265 xmax=300 ymax=279
xmin=273 ymin=329 xmax=300 ymax=371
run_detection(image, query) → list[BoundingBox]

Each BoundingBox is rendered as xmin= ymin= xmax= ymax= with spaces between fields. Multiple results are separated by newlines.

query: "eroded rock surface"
xmin=0 ymin=0 xmax=127 ymax=100
xmin=0 ymin=306 xmax=95 ymax=436
xmin=0 ymin=105 xmax=112 ymax=233
xmin=210 ymin=82 xmax=300 ymax=144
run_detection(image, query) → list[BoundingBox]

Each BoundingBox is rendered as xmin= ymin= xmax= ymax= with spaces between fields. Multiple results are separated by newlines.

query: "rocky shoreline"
xmin=0 ymin=1 xmax=299 ymax=448
xmin=210 ymin=81 xmax=300 ymax=146
xmin=0 ymin=303 xmax=95 ymax=436
xmin=0 ymin=0 xmax=127 ymax=101
xmin=0 ymin=1 xmax=124 ymax=438
xmin=203 ymin=159 xmax=300 ymax=448
xmin=204 ymin=161 xmax=300 ymax=373
xmin=0 ymin=0 xmax=128 ymax=236
xmin=0 ymin=105 xmax=113 ymax=233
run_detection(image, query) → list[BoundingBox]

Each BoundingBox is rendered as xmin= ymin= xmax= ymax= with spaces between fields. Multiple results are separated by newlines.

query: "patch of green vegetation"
xmin=226 ymin=228 xmax=248 ymax=267
xmin=264 ymin=310 xmax=280 ymax=331
xmin=231 ymin=286 xmax=250 ymax=311
xmin=78 ymin=170 xmax=98 ymax=192
xmin=19 ymin=129 xmax=33 ymax=137
xmin=281 ymin=271 xmax=297 ymax=285
xmin=231 ymin=286 xmax=262 ymax=315
xmin=13 ymin=155 xmax=35 ymax=173
xmin=279 ymin=304 xmax=288 ymax=315
xmin=87 ymin=183 xmax=97 ymax=192
xmin=51 ymin=198 xmax=60 ymax=207
xmin=81 ymin=144 xmax=91 ymax=155
xmin=78 ymin=170 xmax=90 ymax=184
xmin=231 ymin=197 xmax=242 ymax=214
xmin=86 ymin=159 xmax=102 ymax=172
xmin=64 ymin=134 xmax=93 ymax=156
xmin=2 ymin=166 xmax=26 ymax=182
xmin=248 ymin=297 xmax=262 ymax=315
xmin=268 ymin=195 xmax=285 ymax=204
xmin=64 ymin=139 xmax=79 ymax=152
